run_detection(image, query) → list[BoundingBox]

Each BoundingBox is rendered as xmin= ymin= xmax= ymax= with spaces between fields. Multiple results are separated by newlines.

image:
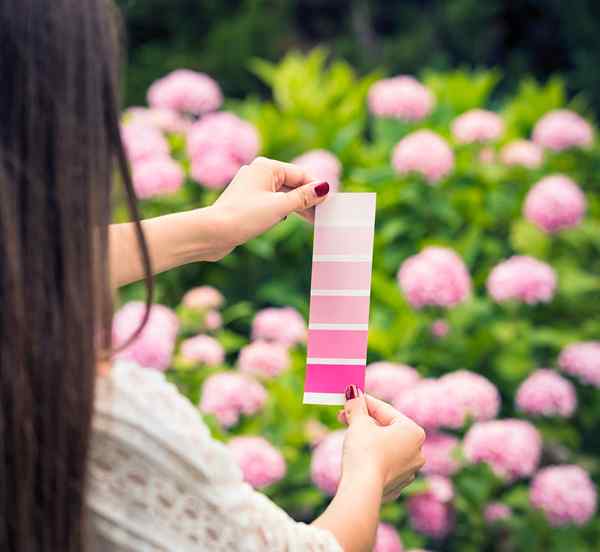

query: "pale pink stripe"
xmin=305 ymin=364 xmax=366 ymax=393
xmin=307 ymin=329 xmax=368 ymax=359
xmin=313 ymin=227 xmax=374 ymax=256
xmin=311 ymin=261 xmax=372 ymax=290
xmin=309 ymin=295 xmax=370 ymax=324
xmin=315 ymin=193 xmax=376 ymax=226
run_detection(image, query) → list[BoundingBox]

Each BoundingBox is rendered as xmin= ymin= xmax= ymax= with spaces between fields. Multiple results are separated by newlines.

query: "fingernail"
xmin=345 ymin=384 xmax=359 ymax=401
xmin=314 ymin=181 xmax=330 ymax=197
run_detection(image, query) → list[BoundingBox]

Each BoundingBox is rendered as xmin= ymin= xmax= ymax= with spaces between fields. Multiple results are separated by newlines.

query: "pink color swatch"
xmin=305 ymin=364 xmax=366 ymax=393
xmin=314 ymin=227 xmax=374 ymax=256
xmin=311 ymin=261 xmax=372 ymax=290
xmin=306 ymin=329 xmax=369 ymax=359
xmin=304 ymin=193 xmax=376 ymax=405
xmin=309 ymin=295 xmax=371 ymax=324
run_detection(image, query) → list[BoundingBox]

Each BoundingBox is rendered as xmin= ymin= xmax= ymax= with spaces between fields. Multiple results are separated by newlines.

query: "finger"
xmin=336 ymin=409 xmax=348 ymax=425
xmin=386 ymin=419 xmax=427 ymax=450
xmin=249 ymin=157 xmax=310 ymax=191
xmin=384 ymin=473 xmax=417 ymax=497
xmin=383 ymin=474 xmax=416 ymax=502
xmin=344 ymin=385 xmax=368 ymax=424
xmin=297 ymin=207 xmax=315 ymax=223
xmin=280 ymin=180 xmax=330 ymax=214
xmin=281 ymin=186 xmax=316 ymax=223
xmin=365 ymin=394 xmax=413 ymax=426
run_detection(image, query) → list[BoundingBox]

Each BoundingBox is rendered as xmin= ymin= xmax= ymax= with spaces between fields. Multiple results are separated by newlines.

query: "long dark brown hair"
xmin=0 ymin=1 xmax=152 ymax=550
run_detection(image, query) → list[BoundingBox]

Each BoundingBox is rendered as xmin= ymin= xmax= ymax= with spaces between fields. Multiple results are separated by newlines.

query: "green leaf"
xmin=510 ymin=219 xmax=551 ymax=258
xmin=422 ymin=68 xmax=501 ymax=114
xmin=502 ymin=77 xmax=567 ymax=139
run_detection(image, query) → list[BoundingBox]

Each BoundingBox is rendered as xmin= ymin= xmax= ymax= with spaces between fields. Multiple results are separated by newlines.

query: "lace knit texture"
xmin=88 ymin=361 xmax=341 ymax=551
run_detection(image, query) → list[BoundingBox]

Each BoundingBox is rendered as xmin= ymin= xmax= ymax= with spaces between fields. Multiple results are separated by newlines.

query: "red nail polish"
xmin=345 ymin=384 xmax=358 ymax=400
xmin=315 ymin=181 xmax=330 ymax=197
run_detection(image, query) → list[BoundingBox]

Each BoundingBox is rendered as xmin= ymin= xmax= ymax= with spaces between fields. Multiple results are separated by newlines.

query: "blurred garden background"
xmin=114 ymin=1 xmax=600 ymax=550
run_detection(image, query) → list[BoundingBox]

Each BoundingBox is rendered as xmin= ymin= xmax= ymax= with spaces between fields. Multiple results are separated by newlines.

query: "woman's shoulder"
xmin=89 ymin=362 xmax=245 ymax=550
xmin=95 ymin=360 xmax=207 ymax=438
xmin=93 ymin=360 xmax=241 ymax=481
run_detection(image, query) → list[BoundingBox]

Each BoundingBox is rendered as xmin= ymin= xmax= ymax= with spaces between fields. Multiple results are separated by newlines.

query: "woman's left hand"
xmin=110 ymin=156 xmax=330 ymax=287
xmin=210 ymin=156 xmax=330 ymax=255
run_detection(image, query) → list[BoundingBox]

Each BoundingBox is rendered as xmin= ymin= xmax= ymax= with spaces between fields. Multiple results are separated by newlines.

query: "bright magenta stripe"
xmin=310 ymin=261 xmax=372 ymax=290
xmin=305 ymin=364 xmax=366 ymax=393
xmin=309 ymin=295 xmax=370 ymax=324
xmin=307 ymin=329 xmax=368 ymax=359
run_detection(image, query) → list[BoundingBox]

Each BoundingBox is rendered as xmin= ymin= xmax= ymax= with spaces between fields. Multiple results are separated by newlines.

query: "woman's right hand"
xmin=340 ymin=387 xmax=426 ymax=502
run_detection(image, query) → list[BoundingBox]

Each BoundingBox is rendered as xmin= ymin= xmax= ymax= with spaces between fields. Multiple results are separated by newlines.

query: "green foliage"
xmin=236 ymin=48 xmax=381 ymax=161
xmin=423 ymin=68 xmax=501 ymax=115
xmin=120 ymin=51 xmax=600 ymax=551
xmin=502 ymin=77 xmax=567 ymax=140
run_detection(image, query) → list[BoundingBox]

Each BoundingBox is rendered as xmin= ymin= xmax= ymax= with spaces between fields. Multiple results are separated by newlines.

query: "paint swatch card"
xmin=303 ymin=192 xmax=376 ymax=405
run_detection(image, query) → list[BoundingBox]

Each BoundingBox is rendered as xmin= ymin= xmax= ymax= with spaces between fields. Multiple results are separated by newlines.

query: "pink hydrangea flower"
xmin=396 ymin=372 xmax=499 ymax=430
xmin=452 ymin=109 xmax=504 ymax=144
xmin=121 ymin=122 xmax=170 ymax=163
xmin=199 ymin=372 xmax=267 ymax=427
xmin=310 ymin=430 xmax=345 ymax=495
xmin=182 ymin=286 xmax=224 ymax=310
xmin=252 ymin=307 xmax=307 ymax=347
xmin=373 ymin=523 xmax=404 ymax=552
xmin=305 ymin=419 xmax=330 ymax=447
xmin=227 ymin=436 xmax=286 ymax=489
xmin=147 ymin=69 xmax=223 ymax=115
xmin=204 ymin=310 xmax=223 ymax=331
xmin=368 ymin=75 xmax=434 ymax=121
xmin=180 ymin=335 xmax=225 ymax=367
xmin=187 ymin=112 xmax=260 ymax=189
xmin=188 ymin=112 xmax=260 ymax=163
xmin=487 ymin=255 xmax=557 ymax=304
xmin=292 ymin=149 xmax=342 ymax=191
xmin=533 ymin=109 xmax=593 ymax=151
xmin=112 ymin=302 xmax=179 ymax=371
xmin=365 ymin=362 xmax=421 ymax=403
xmin=484 ymin=503 xmax=512 ymax=523
xmin=397 ymin=246 xmax=471 ymax=309
xmin=392 ymin=130 xmax=454 ymax=183
xmin=131 ymin=157 xmax=184 ymax=199
xmin=524 ymin=175 xmax=586 ymax=233
xmin=124 ymin=106 xmax=190 ymax=134
xmin=422 ymin=432 xmax=461 ymax=476
xmin=431 ymin=319 xmax=450 ymax=338
xmin=395 ymin=379 xmax=451 ymax=429
xmin=516 ymin=369 xmax=577 ymax=417
xmin=439 ymin=370 xmax=500 ymax=427
xmin=558 ymin=341 xmax=600 ymax=387
xmin=500 ymin=140 xmax=544 ymax=169
xmin=530 ymin=465 xmax=597 ymax=526
xmin=189 ymin=149 xmax=242 ymax=189
xmin=407 ymin=476 xmax=455 ymax=539
xmin=464 ymin=419 xmax=541 ymax=481
xmin=238 ymin=341 xmax=290 ymax=379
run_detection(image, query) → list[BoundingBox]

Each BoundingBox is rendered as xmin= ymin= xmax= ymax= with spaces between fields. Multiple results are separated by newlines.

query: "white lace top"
xmin=87 ymin=361 xmax=342 ymax=552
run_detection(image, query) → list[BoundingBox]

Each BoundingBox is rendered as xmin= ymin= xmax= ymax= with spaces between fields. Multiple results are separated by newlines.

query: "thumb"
xmin=344 ymin=385 xmax=368 ymax=424
xmin=282 ymin=180 xmax=330 ymax=214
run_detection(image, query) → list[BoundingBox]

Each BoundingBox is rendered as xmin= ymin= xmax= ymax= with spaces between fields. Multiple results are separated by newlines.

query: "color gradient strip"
xmin=304 ymin=193 xmax=376 ymax=405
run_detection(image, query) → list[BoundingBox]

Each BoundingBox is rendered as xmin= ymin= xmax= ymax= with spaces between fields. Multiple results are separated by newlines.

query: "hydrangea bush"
xmin=116 ymin=50 xmax=600 ymax=550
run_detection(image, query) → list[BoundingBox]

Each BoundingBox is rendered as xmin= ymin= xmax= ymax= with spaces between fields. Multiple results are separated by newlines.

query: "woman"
xmin=0 ymin=1 xmax=425 ymax=551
